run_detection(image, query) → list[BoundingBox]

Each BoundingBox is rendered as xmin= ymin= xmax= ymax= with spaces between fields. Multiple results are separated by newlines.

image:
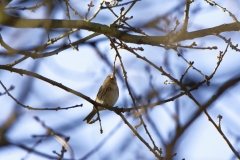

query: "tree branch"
xmin=1 ymin=12 xmax=240 ymax=45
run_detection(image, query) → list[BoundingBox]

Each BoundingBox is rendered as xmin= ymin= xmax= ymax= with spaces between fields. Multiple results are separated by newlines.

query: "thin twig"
xmin=110 ymin=0 xmax=139 ymax=26
xmin=0 ymin=34 xmax=33 ymax=56
xmin=87 ymin=1 xmax=104 ymax=22
xmin=4 ymin=2 xmax=47 ymax=11
xmin=208 ymin=40 xmax=230 ymax=80
xmin=0 ymin=67 xmax=95 ymax=105
xmin=217 ymin=115 xmax=222 ymax=129
xmin=34 ymin=116 xmax=74 ymax=159
xmin=109 ymin=38 xmax=137 ymax=107
xmin=0 ymin=84 xmax=14 ymax=96
xmin=101 ymin=0 xmax=141 ymax=9
xmin=80 ymin=121 xmax=123 ymax=159
xmin=1 ymin=32 xmax=100 ymax=59
xmin=64 ymin=0 xmax=84 ymax=19
xmin=216 ymin=34 xmax=240 ymax=52
xmin=109 ymin=38 xmax=162 ymax=157
xmin=0 ymin=81 xmax=83 ymax=110
xmin=63 ymin=0 xmax=78 ymax=51
xmin=96 ymin=106 xmax=103 ymax=134
xmin=174 ymin=42 xmax=218 ymax=50
xmin=6 ymin=56 xmax=28 ymax=67
xmin=187 ymin=92 xmax=240 ymax=159
xmin=182 ymin=0 xmax=192 ymax=32
xmin=180 ymin=61 xmax=193 ymax=84
xmin=168 ymin=20 xmax=180 ymax=35
xmin=173 ymin=48 xmax=209 ymax=85
xmin=117 ymin=112 xmax=161 ymax=159
xmin=205 ymin=0 xmax=239 ymax=22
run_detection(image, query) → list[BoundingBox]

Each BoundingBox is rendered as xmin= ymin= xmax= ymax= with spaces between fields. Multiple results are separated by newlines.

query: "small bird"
xmin=83 ymin=73 xmax=119 ymax=123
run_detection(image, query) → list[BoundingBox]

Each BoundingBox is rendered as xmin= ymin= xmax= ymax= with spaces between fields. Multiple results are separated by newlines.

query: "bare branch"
xmin=205 ymin=0 xmax=239 ymax=22
xmin=0 ymin=80 xmax=83 ymax=110
xmin=1 ymin=13 xmax=240 ymax=45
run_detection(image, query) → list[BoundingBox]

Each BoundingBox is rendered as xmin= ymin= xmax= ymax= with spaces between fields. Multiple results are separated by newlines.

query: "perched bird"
xmin=83 ymin=73 xmax=119 ymax=123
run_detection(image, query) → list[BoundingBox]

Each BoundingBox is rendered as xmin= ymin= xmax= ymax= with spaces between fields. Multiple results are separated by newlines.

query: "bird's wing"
xmin=96 ymin=85 xmax=103 ymax=99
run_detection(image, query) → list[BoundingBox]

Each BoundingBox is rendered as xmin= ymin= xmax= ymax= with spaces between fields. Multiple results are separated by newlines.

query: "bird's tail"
xmin=83 ymin=109 xmax=96 ymax=124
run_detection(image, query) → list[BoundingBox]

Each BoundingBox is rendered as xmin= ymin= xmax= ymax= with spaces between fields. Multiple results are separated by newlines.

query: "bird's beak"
xmin=110 ymin=74 xmax=114 ymax=79
xmin=110 ymin=73 xmax=115 ymax=79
